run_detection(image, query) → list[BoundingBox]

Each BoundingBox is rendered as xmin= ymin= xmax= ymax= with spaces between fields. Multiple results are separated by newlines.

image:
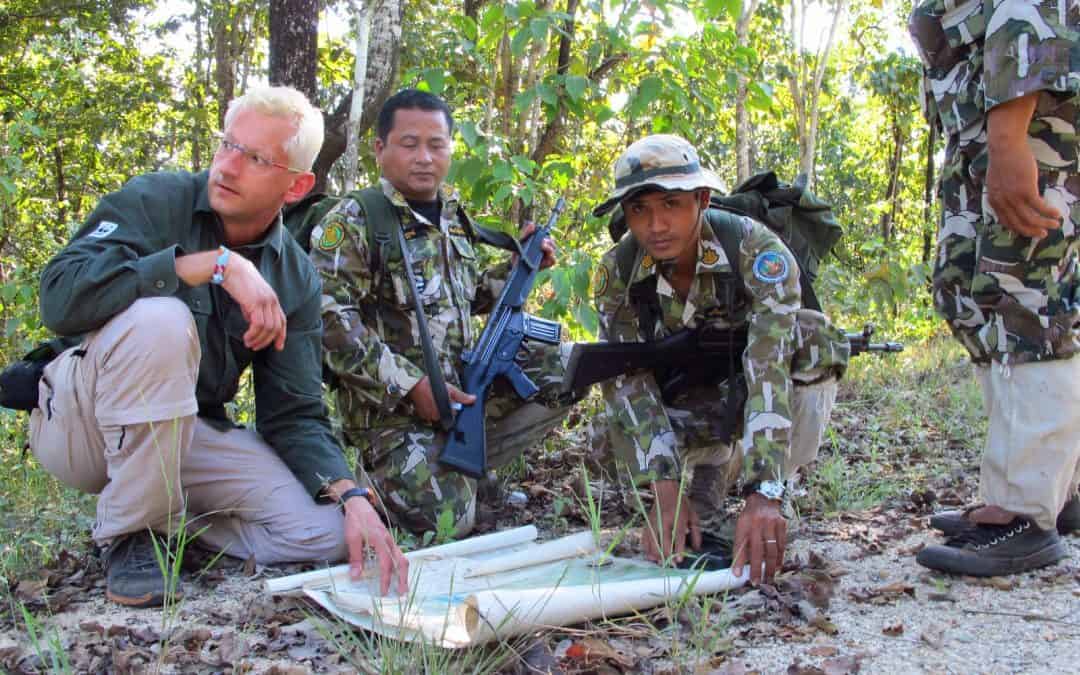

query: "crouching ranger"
xmin=25 ymin=85 xmax=407 ymax=607
xmin=591 ymin=135 xmax=848 ymax=584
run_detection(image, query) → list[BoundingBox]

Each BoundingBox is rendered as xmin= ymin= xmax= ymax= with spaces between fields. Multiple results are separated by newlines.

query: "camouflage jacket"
xmin=309 ymin=179 xmax=509 ymax=435
xmin=593 ymin=215 xmax=846 ymax=487
xmin=909 ymin=0 xmax=1080 ymax=134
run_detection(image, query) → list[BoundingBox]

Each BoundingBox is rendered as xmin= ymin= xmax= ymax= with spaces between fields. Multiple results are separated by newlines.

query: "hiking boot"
xmin=916 ymin=517 xmax=1067 ymax=577
xmin=931 ymin=495 xmax=1080 ymax=537
xmin=104 ymin=531 xmax=168 ymax=607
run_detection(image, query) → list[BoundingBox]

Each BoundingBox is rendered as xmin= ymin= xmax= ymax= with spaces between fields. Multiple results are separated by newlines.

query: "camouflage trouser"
xmin=359 ymin=341 xmax=573 ymax=537
xmin=934 ymin=90 xmax=1080 ymax=365
xmin=596 ymin=378 xmax=838 ymax=536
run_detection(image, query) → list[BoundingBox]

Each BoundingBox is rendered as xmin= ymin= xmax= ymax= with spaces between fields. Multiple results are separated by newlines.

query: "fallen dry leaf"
xmin=920 ymin=628 xmax=945 ymax=650
xmin=563 ymin=637 xmax=637 ymax=669
xmin=822 ymin=653 xmax=864 ymax=675
xmin=808 ymin=646 xmax=839 ymax=657
xmin=882 ymin=622 xmax=904 ymax=636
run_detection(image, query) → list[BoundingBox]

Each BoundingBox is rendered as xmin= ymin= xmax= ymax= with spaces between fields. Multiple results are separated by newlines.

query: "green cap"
xmin=593 ymin=134 xmax=726 ymax=217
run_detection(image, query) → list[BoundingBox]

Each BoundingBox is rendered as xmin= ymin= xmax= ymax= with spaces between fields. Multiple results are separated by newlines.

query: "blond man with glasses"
xmin=30 ymin=85 xmax=408 ymax=607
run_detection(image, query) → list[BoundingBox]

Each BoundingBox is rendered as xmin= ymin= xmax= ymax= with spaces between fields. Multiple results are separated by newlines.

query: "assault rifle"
xmin=561 ymin=323 xmax=902 ymax=403
xmin=438 ymin=198 xmax=567 ymax=478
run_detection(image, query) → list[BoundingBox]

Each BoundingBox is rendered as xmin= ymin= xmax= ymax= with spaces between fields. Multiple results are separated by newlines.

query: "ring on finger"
xmin=765 ymin=539 xmax=778 ymax=544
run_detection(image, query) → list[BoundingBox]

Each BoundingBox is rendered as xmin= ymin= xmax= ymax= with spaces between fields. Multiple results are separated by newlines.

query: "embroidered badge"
xmin=88 ymin=221 xmax=118 ymax=239
xmin=752 ymin=250 xmax=789 ymax=284
xmin=448 ymin=225 xmax=468 ymax=237
xmin=317 ymin=222 xmax=345 ymax=251
xmin=701 ymin=247 xmax=720 ymax=266
xmin=641 ymin=254 xmax=655 ymax=271
xmin=592 ymin=264 xmax=610 ymax=297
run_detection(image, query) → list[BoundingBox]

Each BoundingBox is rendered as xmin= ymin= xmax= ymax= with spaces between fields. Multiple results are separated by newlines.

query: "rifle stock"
xmin=562 ymin=323 xmax=903 ymax=401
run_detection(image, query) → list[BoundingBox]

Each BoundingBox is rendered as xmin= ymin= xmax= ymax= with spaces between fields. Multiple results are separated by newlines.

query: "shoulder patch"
xmin=752 ymin=250 xmax=789 ymax=284
xmin=592 ymin=263 xmax=610 ymax=297
xmin=317 ymin=221 xmax=346 ymax=251
xmin=641 ymin=254 xmax=655 ymax=271
xmin=88 ymin=221 xmax=118 ymax=239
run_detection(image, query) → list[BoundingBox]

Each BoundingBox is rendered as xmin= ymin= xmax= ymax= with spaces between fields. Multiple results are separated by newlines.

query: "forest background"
xmin=1 ymin=0 xmax=936 ymax=574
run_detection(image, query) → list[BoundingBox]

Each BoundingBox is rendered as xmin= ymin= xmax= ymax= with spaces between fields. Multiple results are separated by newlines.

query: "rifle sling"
xmin=395 ymin=225 xmax=455 ymax=431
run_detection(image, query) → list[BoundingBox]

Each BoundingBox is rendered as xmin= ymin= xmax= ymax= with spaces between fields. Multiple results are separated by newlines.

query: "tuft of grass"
xmin=19 ymin=602 xmax=72 ymax=674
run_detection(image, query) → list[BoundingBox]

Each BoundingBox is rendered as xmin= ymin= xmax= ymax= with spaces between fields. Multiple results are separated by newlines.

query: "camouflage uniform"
xmin=309 ymin=179 xmax=570 ymax=536
xmin=589 ymin=136 xmax=847 ymax=528
xmin=593 ymin=219 xmax=847 ymax=516
xmin=909 ymin=1 xmax=1080 ymax=533
xmin=910 ymin=0 xmax=1080 ymax=365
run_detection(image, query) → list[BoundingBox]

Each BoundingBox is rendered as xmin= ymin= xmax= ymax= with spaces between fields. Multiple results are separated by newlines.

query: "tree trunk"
xmin=734 ymin=0 xmax=761 ymax=184
xmin=269 ymin=0 xmax=318 ymax=104
xmin=786 ymin=0 xmax=845 ymax=189
xmin=210 ymin=2 xmax=245 ymax=129
xmin=343 ymin=1 xmax=372 ymax=193
xmin=922 ymin=123 xmax=937 ymax=267
xmin=311 ymin=0 xmax=403 ymax=192
xmin=880 ymin=119 xmax=904 ymax=242
xmin=531 ymin=0 xmax=580 ymax=166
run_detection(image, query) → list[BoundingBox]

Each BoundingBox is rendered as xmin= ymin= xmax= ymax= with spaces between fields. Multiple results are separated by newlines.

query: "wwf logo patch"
xmin=752 ymin=250 xmax=789 ymax=284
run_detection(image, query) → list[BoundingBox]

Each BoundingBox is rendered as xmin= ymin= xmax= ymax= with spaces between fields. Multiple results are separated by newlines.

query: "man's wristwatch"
xmin=753 ymin=479 xmax=785 ymax=502
xmin=339 ymin=486 xmax=375 ymax=509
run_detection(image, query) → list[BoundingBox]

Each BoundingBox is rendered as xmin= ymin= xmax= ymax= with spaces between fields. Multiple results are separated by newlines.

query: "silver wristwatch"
xmin=755 ymin=479 xmax=785 ymax=501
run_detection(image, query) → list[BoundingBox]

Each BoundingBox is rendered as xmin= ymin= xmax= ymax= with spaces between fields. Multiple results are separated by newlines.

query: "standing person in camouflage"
xmin=591 ymin=135 xmax=847 ymax=584
xmin=909 ymin=1 xmax=1080 ymax=576
xmin=309 ymin=90 xmax=571 ymax=538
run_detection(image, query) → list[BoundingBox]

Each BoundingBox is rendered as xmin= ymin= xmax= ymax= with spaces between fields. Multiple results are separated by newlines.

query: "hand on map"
xmin=642 ymin=479 xmax=702 ymax=564
xmin=343 ymin=495 xmax=410 ymax=595
xmin=732 ymin=492 xmax=787 ymax=584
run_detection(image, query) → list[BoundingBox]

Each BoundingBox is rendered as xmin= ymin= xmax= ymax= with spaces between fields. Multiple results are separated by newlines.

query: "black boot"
xmin=917 ymin=517 xmax=1067 ymax=577
xmin=931 ymin=495 xmax=1080 ymax=537
xmin=103 ymin=531 xmax=168 ymax=607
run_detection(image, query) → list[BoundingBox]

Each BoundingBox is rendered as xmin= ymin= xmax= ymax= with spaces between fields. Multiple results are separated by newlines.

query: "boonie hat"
xmin=592 ymin=134 xmax=726 ymax=217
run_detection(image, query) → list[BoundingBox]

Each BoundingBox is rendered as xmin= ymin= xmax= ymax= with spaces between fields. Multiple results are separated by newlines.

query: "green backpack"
xmin=610 ymin=171 xmax=842 ymax=318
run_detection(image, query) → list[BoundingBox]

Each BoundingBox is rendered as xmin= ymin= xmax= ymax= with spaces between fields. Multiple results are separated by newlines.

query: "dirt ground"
xmin=3 ymin=372 xmax=1080 ymax=673
xmin=4 ymin=473 xmax=1078 ymax=674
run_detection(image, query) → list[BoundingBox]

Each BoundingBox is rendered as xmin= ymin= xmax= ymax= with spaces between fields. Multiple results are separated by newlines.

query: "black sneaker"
xmin=104 ymin=531 xmax=168 ymax=607
xmin=931 ymin=496 xmax=1080 ymax=537
xmin=916 ymin=517 xmax=1067 ymax=577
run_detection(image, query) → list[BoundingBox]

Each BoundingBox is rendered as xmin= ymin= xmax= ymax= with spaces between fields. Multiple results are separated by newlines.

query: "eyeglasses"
xmin=212 ymin=132 xmax=302 ymax=173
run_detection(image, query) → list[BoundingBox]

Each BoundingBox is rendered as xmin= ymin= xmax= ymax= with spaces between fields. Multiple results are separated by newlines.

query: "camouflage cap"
xmin=592 ymin=134 xmax=726 ymax=217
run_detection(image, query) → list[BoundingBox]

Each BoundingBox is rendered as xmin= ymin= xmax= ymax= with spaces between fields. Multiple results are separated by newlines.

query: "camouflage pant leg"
xmin=365 ymin=425 xmax=477 ymax=537
xmin=361 ymin=341 xmax=573 ymax=537
xmin=485 ymin=341 xmax=574 ymax=469
xmin=935 ymin=91 xmax=1080 ymax=364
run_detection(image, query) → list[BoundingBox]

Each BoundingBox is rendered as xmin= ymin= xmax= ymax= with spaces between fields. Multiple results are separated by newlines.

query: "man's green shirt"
xmin=38 ymin=170 xmax=351 ymax=497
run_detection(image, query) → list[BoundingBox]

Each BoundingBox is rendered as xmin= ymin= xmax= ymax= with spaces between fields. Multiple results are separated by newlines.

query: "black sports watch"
xmin=339 ymin=486 xmax=375 ymax=509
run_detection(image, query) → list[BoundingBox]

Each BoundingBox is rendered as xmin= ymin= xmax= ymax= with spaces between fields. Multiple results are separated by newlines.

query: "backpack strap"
xmin=613 ymin=234 xmax=662 ymax=341
xmin=705 ymin=206 xmax=822 ymax=312
xmin=352 ymin=187 xmax=401 ymax=293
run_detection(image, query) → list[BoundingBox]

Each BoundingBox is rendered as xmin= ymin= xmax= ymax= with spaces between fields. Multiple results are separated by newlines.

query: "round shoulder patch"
xmin=318 ymin=222 xmax=346 ymax=251
xmin=592 ymin=263 xmax=610 ymax=297
xmin=701 ymin=247 xmax=720 ymax=266
xmin=752 ymin=250 xmax=789 ymax=284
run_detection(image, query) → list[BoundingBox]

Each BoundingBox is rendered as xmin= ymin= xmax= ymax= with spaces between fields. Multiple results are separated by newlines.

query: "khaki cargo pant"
xmin=682 ymin=378 xmax=838 ymax=525
xmin=975 ymin=358 xmax=1080 ymax=531
xmin=29 ymin=297 xmax=346 ymax=564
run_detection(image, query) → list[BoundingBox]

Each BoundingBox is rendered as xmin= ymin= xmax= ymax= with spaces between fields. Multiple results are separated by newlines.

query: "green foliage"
xmin=0 ymin=0 xmax=947 ymax=584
